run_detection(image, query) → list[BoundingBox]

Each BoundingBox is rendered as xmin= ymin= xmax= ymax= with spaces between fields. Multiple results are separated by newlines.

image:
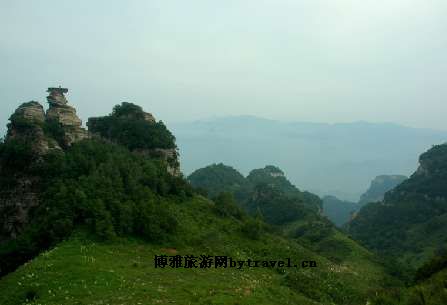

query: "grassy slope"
xmin=371 ymin=269 xmax=447 ymax=305
xmin=0 ymin=196 xmax=390 ymax=305
xmin=283 ymin=220 xmax=396 ymax=292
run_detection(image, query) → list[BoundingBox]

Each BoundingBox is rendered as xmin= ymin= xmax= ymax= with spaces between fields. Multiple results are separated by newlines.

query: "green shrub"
xmin=0 ymin=139 xmax=191 ymax=276
xmin=88 ymin=102 xmax=176 ymax=150
xmin=43 ymin=119 xmax=66 ymax=147
xmin=415 ymin=254 xmax=447 ymax=283
xmin=241 ymin=217 xmax=263 ymax=240
xmin=213 ymin=192 xmax=246 ymax=220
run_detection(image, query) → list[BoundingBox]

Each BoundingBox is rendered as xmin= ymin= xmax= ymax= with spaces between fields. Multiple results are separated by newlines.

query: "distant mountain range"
xmin=171 ymin=116 xmax=447 ymax=201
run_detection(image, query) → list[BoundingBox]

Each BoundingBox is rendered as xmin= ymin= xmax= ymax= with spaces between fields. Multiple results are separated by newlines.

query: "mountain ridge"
xmin=171 ymin=116 xmax=447 ymax=201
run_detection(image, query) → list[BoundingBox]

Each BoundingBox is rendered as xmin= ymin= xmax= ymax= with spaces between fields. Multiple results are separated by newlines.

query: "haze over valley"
xmin=172 ymin=116 xmax=447 ymax=201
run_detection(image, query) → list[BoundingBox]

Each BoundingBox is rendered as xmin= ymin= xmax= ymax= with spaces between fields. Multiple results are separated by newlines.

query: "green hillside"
xmin=187 ymin=163 xmax=250 ymax=200
xmin=0 ymin=101 xmax=394 ymax=304
xmin=0 ymin=196 xmax=390 ymax=305
xmin=348 ymin=143 xmax=447 ymax=269
xmin=370 ymin=254 xmax=447 ymax=305
xmin=186 ymin=163 xmax=396 ymax=298
xmin=188 ymin=164 xmax=321 ymax=213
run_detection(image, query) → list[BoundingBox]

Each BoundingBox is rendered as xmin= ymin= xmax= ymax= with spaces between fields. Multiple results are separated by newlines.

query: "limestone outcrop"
xmin=46 ymin=87 xmax=88 ymax=146
xmin=6 ymin=101 xmax=61 ymax=154
xmin=0 ymin=88 xmax=88 ymax=241
xmin=1 ymin=89 xmax=182 ymax=242
xmin=11 ymin=101 xmax=45 ymax=124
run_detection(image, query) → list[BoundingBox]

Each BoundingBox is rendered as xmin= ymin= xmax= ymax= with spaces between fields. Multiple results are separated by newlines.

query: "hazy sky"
xmin=1 ymin=0 xmax=447 ymax=136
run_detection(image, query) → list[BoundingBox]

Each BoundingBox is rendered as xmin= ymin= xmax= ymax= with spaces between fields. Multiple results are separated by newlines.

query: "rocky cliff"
xmin=45 ymin=87 xmax=88 ymax=147
xmin=1 ymin=90 xmax=183 ymax=242
xmin=0 ymin=88 xmax=88 ymax=241
xmin=6 ymin=87 xmax=88 ymax=153
xmin=358 ymin=174 xmax=407 ymax=206
xmin=6 ymin=101 xmax=61 ymax=154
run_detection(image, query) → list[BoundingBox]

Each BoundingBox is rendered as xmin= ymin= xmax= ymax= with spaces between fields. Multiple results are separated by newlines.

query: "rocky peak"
xmin=7 ymin=87 xmax=89 ymax=150
xmin=1 ymin=88 xmax=89 ymax=242
xmin=10 ymin=101 xmax=45 ymax=124
xmin=358 ymin=174 xmax=407 ymax=205
xmin=46 ymin=87 xmax=69 ymax=106
xmin=45 ymin=87 xmax=88 ymax=146
xmin=6 ymin=101 xmax=59 ymax=154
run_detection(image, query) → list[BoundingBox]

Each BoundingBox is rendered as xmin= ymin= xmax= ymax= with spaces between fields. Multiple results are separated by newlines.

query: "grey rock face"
xmin=7 ymin=101 xmax=61 ymax=154
xmin=0 ymin=88 xmax=89 ymax=241
xmin=12 ymin=101 xmax=45 ymax=123
xmin=47 ymin=87 xmax=69 ymax=106
xmin=0 ymin=177 xmax=39 ymax=240
xmin=45 ymin=88 xmax=88 ymax=146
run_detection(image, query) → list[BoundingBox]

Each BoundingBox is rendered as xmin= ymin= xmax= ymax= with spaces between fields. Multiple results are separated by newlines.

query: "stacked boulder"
xmin=0 ymin=88 xmax=88 ymax=241
xmin=46 ymin=87 xmax=88 ymax=147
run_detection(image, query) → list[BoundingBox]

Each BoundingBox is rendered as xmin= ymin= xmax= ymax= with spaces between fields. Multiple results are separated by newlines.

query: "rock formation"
xmin=358 ymin=175 xmax=407 ymax=206
xmin=46 ymin=87 xmax=88 ymax=146
xmin=135 ymin=147 xmax=181 ymax=176
xmin=0 ymin=88 xmax=88 ymax=241
xmin=11 ymin=101 xmax=45 ymax=123
xmin=0 ymin=177 xmax=39 ymax=240
xmin=6 ymin=101 xmax=61 ymax=154
xmin=1 ymin=88 xmax=182 ymax=241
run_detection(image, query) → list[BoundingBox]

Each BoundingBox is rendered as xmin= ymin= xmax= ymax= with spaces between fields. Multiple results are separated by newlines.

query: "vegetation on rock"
xmin=88 ymin=102 xmax=176 ymax=151
xmin=348 ymin=143 xmax=447 ymax=270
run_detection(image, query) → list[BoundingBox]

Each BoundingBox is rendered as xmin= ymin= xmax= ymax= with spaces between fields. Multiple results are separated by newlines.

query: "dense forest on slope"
xmin=188 ymin=164 xmax=323 ymax=229
xmin=3 ymin=95 xmax=445 ymax=305
xmin=348 ymin=144 xmax=447 ymax=269
xmin=87 ymin=103 xmax=176 ymax=150
xmin=186 ymin=163 xmax=250 ymax=199
xmin=188 ymin=164 xmax=322 ymax=213
xmin=0 ymin=137 xmax=192 ymax=276
xmin=0 ymin=100 xmax=396 ymax=305
xmin=186 ymin=157 xmax=441 ymax=305
xmin=187 ymin=163 xmax=396 ymax=286
xmin=370 ymin=254 xmax=447 ymax=305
